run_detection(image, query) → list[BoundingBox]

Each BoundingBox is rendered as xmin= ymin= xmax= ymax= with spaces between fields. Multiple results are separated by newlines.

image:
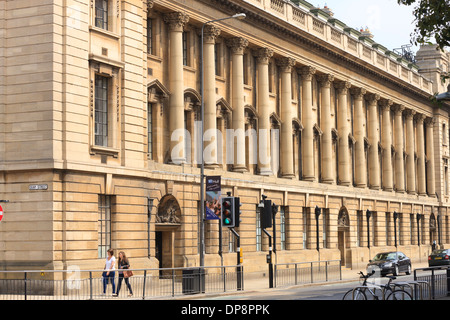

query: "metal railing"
xmin=0 ymin=265 xmax=243 ymax=300
xmin=274 ymin=260 xmax=342 ymax=288
xmin=414 ymin=266 xmax=450 ymax=300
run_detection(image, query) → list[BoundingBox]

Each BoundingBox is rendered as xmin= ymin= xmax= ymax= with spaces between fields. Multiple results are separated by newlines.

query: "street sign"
xmin=0 ymin=205 xmax=3 ymax=222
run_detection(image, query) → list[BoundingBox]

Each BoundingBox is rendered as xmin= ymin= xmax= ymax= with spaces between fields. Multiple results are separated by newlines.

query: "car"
xmin=428 ymin=249 xmax=450 ymax=267
xmin=367 ymin=251 xmax=412 ymax=276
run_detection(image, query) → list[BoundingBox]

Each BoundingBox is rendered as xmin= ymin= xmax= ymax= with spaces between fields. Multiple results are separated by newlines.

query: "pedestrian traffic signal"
xmin=221 ymin=196 xmax=235 ymax=227
xmin=260 ymin=199 xmax=272 ymax=229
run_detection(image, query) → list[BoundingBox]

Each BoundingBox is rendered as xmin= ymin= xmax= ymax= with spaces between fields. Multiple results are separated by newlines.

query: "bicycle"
xmin=342 ymin=270 xmax=413 ymax=300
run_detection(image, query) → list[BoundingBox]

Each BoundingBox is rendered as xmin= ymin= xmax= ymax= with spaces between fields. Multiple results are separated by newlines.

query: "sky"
xmin=319 ymin=0 xmax=419 ymax=54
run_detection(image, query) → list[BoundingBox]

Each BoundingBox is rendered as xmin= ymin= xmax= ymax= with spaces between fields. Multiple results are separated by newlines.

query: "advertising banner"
xmin=205 ymin=176 xmax=221 ymax=220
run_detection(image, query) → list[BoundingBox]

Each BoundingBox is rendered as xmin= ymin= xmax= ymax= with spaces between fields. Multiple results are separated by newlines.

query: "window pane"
xmin=95 ymin=0 xmax=108 ymax=29
xmin=98 ymin=195 xmax=111 ymax=258
xmin=95 ymin=75 xmax=108 ymax=147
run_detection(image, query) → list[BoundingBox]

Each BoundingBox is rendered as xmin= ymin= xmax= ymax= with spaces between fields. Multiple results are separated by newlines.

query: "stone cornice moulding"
xmin=197 ymin=0 xmax=433 ymax=105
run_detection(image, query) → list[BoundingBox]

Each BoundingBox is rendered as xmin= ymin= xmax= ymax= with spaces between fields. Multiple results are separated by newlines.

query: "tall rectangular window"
xmin=95 ymin=0 xmax=108 ymax=30
xmin=98 ymin=195 xmax=112 ymax=258
xmin=280 ymin=206 xmax=286 ymax=250
xmin=356 ymin=210 xmax=362 ymax=247
xmin=148 ymin=103 xmax=153 ymax=159
xmin=95 ymin=75 xmax=109 ymax=147
xmin=182 ymin=32 xmax=189 ymax=66
xmin=386 ymin=212 xmax=391 ymax=246
xmin=256 ymin=205 xmax=262 ymax=251
xmin=147 ymin=18 xmax=154 ymax=55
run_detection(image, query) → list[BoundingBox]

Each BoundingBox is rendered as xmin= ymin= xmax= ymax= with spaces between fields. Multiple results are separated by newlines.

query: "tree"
xmin=397 ymin=0 xmax=450 ymax=50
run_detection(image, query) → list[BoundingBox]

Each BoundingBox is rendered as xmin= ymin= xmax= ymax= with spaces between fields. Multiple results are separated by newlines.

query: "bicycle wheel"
xmin=343 ymin=288 xmax=367 ymax=300
xmin=386 ymin=289 xmax=412 ymax=300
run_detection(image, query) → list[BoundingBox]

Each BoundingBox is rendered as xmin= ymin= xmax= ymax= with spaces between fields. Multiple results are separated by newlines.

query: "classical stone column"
xmin=203 ymin=25 xmax=221 ymax=167
xmin=415 ymin=113 xmax=427 ymax=195
xmin=380 ymin=98 xmax=393 ymax=191
xmin=163 ymin=12 xmax=189 ymax=164
xmin=425 ymin=117 xmax=436 ymax=197
xmin=318 ymin=74 xmax=334 ymax=184
xmin=393 ymin=104 xmax=405 ymax=193
xmin=351 ymin=87 xmax=367 ymax=187
xmin=299 ymin=66 xmax=316 ymax=181
xmin=255 ymin=47 xmax=274 ymax=175
xmin=227 ymin=37 xmax=248 ymax=172
xmin=334 ymin=80 xmax=352 ymax=186
xmin=405 ymin=109 xmax=416 ymax=194
xmin=277 ymin=57 xmax=296 ymax=178
xmin=366 ymin=93 xmax=380 ymax=189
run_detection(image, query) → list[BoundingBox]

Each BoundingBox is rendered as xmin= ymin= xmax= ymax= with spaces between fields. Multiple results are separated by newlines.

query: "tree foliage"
xmin=397 ymin=0 xmax=450 ymax=50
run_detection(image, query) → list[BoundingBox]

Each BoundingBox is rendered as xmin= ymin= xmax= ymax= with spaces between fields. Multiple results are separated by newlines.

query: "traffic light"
xmin=234 ymin=197 xmax=241 ymax=228
xmin=260 ymin=199 xmax=272 ymax=229
xmin=221 ymin=196 xmax=235 ymax=227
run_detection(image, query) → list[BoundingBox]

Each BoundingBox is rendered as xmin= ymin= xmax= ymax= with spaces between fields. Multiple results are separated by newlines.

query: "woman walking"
xmin=102 ymin=248 xmax=116 ymax=295
xmin=114 ymin=251 xmax=133 ymax=297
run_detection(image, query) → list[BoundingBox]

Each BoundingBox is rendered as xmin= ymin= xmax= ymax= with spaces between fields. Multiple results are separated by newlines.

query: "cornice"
xmin=204 ymin=0 xmax=433 ymax=105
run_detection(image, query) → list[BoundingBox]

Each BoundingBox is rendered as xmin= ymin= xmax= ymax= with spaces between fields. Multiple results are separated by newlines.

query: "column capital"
xmin=299 ymin=66 xmax=316 ymax=80
xmin=414 ymin=113 xmax=426 ymax=123
xmin=365 ymin=93 xmax=380 ymax=105
xmin=255 ymin=47 xmax=274 ymax=64
xmin=392 ymin=104 xmax=405 ymax=115
xmin=317 ymin=74 xmax=334 ymax=87
xmin=226 ymin=37 xmax=249 ymax=55
xmin=334 ymin=80 xmax=351 ymax=94
xmin=276 ymin=57 xmax=296 ymax=73
xmin=350 ymin=87 xmax=367 ymax=99
xmin=425 ymin=117 xmax=436 ymax=127
xmin=163 ymin=12 xmax=189 ymax=32
xmin=379 ymin=98 xmax=393 ymax=111
xmin=203 ymin=25 xmax=221 ymax=44
xmin=404 ymin=108 xmax=416 ymax=119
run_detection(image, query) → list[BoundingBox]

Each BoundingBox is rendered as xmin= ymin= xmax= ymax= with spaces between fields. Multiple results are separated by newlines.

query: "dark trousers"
xmin=102 ymin=271 xmax=115 ymax=294
xmin=117 ymin=274 xmax=133 ymax=295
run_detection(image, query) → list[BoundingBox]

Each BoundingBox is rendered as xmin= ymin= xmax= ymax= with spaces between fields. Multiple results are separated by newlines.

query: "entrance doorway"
xmin=337 ymin=207 xmax=350 ymax=267
xmin=155 ymin=229 xmax=176 ymax=276
xmin=155 ymin=195 xmax=182 ymax=276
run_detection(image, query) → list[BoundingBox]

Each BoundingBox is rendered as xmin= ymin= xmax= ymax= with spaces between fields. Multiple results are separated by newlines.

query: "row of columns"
xmin=162 ymin=11 xmax=436 ymax=196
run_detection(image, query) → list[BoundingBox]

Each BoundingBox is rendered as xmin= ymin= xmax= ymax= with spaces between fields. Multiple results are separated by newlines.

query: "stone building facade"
xmin=0 ymin=0 xmax=449 ymax=274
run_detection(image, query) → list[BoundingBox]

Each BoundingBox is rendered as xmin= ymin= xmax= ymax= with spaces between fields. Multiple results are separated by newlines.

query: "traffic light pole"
xmin=263 ymin=229 xmax=273 ymax=288
xmin=230 ymin=228 xmax=243 ymax=290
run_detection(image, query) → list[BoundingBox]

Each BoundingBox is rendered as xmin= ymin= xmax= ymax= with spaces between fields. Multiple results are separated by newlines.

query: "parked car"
xmin=428 ymin=249 xmax=450 ymax=267
xmin=367 ymin=251 xmax=412 ymax=276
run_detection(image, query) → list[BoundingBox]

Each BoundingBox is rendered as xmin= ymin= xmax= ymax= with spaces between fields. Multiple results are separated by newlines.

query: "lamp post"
xmin=416 ymin=213 xmax=423 ymax=246
xmin=199 ymin=13 xmax=246 ymax=268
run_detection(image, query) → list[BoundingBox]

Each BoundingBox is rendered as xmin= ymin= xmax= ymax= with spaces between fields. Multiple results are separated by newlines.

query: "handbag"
xmin=124 ymin=270 xmax=133 ymax=278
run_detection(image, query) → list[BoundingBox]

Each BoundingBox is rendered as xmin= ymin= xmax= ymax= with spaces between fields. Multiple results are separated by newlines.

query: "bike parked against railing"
xmin=342 ymin=271 xmax=412 ymax=300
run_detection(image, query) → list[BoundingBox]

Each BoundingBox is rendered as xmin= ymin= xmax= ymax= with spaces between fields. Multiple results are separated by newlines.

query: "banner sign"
xmin=205 ymin=176 xmax=221 ymax=220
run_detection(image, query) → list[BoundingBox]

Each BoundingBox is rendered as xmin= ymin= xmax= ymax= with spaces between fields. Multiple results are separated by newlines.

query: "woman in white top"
xmin=102 ymin=248 xmax=116 ymax=295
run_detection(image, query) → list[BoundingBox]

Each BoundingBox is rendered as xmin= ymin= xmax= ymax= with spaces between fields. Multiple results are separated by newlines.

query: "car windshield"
xmin=373 ymin=252 xmax=398 ymax=261
xmin=432 ymin=249 xmax=448 ymax=255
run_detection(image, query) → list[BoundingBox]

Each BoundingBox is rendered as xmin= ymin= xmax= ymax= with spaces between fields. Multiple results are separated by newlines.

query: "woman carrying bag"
xmin=114 ymin=251 xmax=133 ymax=297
